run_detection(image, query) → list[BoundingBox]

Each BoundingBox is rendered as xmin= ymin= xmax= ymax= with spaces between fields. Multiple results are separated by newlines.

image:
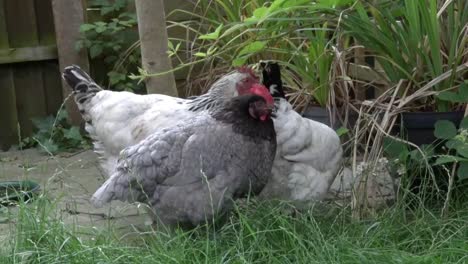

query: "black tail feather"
xmin=260 ymin=62 xmax=286 ymax=99
xmin=62 ymin=65 xmax=102 ymax=107
xmin=62 ymin=65 xmax=101 ymax=93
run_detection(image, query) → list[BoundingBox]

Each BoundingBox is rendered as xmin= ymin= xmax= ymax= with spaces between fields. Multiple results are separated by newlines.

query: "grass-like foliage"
xmin=3 ymin=192 xmax=468 ymax=263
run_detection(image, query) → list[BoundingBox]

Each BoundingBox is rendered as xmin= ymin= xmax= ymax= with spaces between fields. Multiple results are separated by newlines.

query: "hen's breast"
xmin=265 ymin=99 xmax=343 ymax=203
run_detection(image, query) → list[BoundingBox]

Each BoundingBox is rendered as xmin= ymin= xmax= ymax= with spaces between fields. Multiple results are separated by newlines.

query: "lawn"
xmin=3 ymin=192 xmax=468 ymax=263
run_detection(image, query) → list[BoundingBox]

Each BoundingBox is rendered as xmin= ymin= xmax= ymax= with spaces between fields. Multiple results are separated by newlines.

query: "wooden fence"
xmin=0 ymin=0 xmax=194 ymax=150
xmin=0 ymin=0 xmax=62 ymax=150
xmin=0 ymin=0 xmax=381 ymax=151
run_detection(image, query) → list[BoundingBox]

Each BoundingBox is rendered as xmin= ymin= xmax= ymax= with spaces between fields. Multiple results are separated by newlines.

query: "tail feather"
xmin=62 ymin=65 xmax=102 ymax=110
xmin=90 ymin=168 xmax=141 ymax=207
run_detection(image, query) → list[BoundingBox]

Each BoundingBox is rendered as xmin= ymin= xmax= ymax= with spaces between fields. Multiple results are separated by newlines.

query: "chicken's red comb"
xmin=250 ymin=84 xmax=274 ymax=106
xmin=237 ymin=66 xmax=258 ymax=80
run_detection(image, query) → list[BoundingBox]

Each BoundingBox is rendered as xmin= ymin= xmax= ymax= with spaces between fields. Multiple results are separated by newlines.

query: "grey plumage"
xmin=91 ymin=95 xmax=276 ymax=227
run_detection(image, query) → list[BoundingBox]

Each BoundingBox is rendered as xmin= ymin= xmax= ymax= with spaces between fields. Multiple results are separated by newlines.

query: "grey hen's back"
xmin=91 ymin=95 xmax=276 ymax=227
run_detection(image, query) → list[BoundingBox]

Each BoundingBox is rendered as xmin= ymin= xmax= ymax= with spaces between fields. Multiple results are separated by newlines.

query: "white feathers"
xmin=260 ymin=98 xmax=343 ymax=204
xmin=269 ymin=84 xmax=278 ymax=95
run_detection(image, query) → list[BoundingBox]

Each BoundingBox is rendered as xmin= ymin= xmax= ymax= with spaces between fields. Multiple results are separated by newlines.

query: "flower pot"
xmin=0 ymin=180 xmax=40 ymax=205
xmin=302 ymin=105 xmax=358 ymax=130
xmin=401 ymin=111 xmax=465 ymax=146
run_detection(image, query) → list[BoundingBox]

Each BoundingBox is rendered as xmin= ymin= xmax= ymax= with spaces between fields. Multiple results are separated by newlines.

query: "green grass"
xmin=2 ymin=194 xmax=468 ymax=264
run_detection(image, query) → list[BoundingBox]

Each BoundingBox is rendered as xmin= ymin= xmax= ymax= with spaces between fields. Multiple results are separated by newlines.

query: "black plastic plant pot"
xmin=401 ymin=111 xmax=465 ymax=146
xmin=0 ymin=180 xmax=41 ymax=205
xmin=302 ymin=106 xmax=359 ymax=130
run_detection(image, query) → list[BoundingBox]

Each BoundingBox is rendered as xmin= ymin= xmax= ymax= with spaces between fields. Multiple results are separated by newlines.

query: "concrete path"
xmin=0 ymin=148 xmax=154 ymax=243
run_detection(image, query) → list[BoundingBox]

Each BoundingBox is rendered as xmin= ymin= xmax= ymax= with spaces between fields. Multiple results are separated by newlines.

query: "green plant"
xmin=135 ymin=0 xmax=354 ymax=107
xmin=433 ymin=118 xmax=468 ymax=180
xmin=77 ymin=0 xmax=143 ymax=92
xmin=343 ymin=0 xmax=468 ymax=111
xmin=7 ymin=191 xmax=468 ymax=262
xmin=20 ymin=110 xmax=90 ymax=154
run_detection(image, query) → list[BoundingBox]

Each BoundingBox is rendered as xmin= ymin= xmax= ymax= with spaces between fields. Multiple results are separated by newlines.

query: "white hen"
xmin=259 ymin=62 xmax=343 ymax=207
xmin=62 ymin=65 xmax=272 ymax=175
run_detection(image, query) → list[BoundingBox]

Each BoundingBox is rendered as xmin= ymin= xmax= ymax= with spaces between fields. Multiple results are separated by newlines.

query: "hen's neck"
xmin=212 ymin=104 xmax=275 ymax=142
xmin=187 ymin=78 xmax=233 ymax=112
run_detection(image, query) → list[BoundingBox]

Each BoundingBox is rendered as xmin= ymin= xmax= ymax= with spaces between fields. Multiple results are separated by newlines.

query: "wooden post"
xmin=135 ymin=0 xmax=178 ymax=96
xmin=51 ymin=0 xmax=89 ymax=126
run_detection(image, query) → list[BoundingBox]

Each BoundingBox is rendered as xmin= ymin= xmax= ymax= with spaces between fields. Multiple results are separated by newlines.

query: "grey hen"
xmin=91 ymin=94 xmax=276 ymax=227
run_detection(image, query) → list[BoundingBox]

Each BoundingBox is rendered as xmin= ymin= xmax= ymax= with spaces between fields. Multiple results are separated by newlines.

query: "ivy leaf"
xmin=434 ymin=120 xmax=457 ymax=139
xmin=199 ymin=24 xmax=223 ymax=40
xmin=457 ymin=161 xmax=468 ymax=180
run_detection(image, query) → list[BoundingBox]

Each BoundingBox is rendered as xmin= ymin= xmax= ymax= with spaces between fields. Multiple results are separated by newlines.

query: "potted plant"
xmin=163 ymin=0 xmax=355 ymax=128
xmin=342 ymin=0 xmax=468 ymax=145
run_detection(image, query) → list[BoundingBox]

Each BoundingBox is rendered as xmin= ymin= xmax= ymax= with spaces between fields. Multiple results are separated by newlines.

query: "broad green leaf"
xmin=252 ymin=7 xmax=268 ymax=19
xmin=461 ymin=117 xmax=468 ymax=129
xmin=434 ymin=120 xmax=457 ymax=139
xmin=409 ymin=146 xmax=434 ymax=162
xmin=90 ymin=45 xmax=103 ymax=58
xmin=336 ymin=127 xmax=349 ymax=137
xmin=31 ymin=116 xmax=55 ymax=132
xmin=434 ymin=155 xmax=466 ymax=166
xmin=94 ymin=21 xmax=107 ymax=27
xmin=199 ymin=24 xmax=223 ymax=40
xmin=95 ymin=26 xmax=107 ymax=33
xmin=437 ymin=91 xmax=460 ymax=102
xmin=238 ymin=41 xmax=267 ymax=57
xmin=445 ymin=139 xmax=461 ymax=149
xmin=459 ymin=82 xmax=468 ymax=101
xmin=108 ymin=71 xmax=126 ymax=85
xmin=457 ymin=161 xmax=468 ymax=180
xmin=383 ymin=137 xmax=408 ymax=158
xmin=232 ymin=56 xmax=248 ymax=67
xmin=64 ymin=127 xmax=83 ymax=141
xmin=39 ymin=140 xmax=59 ymax=154
xmin=79 ymin=24 xmax=95 ymax=32
xmin=456 ymin=145 xmax=468 ymax=158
